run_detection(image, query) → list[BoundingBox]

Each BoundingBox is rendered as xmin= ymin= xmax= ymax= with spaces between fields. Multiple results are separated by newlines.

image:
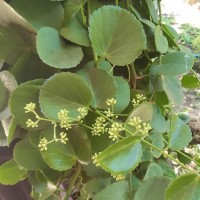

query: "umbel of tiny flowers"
xmin=24 ymin=102 xmax=36 ymax=113
xmin=132 ymin=94 xmax=146 ymax=107
xmin=38 ymin=138 xmax=48 ymax=151
xmin=77 ymin=107 xmax=88 ymax=120
xmin=91 ymin=116 xmax=108 ymax=136
xmin=128 ymin=117 xmax=152 ymax=135
xmin=58 ymin=109 xmax=72 ymax=130
xmin=108 ymin=122 xmax=124 ymax=141
xmin=106 ymin=98 xmax=117 ymax=106
xmin=111 ymin=173 xmax=125 ymax=181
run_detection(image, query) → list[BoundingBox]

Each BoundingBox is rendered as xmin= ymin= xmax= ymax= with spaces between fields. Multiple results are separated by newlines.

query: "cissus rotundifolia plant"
xmin=0 ymin=0 xmax=200 ymax=199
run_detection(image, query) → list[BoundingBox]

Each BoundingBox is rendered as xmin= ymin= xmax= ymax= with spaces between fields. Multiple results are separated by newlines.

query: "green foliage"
xmin=0 ymin=0 xmax=200 ymax=199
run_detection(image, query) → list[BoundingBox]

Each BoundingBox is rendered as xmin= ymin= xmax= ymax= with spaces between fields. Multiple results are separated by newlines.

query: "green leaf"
xmin=0 ymin=71 xmax=18 ymax=120
xmin=0 ymin=159 xmax=27 ymax=185
xmin=162 ymin=76 xmax=184 ymax=105
xmin=93 ymin=181 xmax=130 ymax=200
xmin=39 ymin=72 xmax=92 ymax=121
xmin=68 ymin=125 xmax=92 ymax=164
xmin=7 ymin=117 xmax=18 ymax=146
xmin=113 ymin=77 xmax=130 ymax=113
xmin=10 ymin=0 xmax=64 ymax=30
xmin=80 ymin=178 xmax=110 ymax=199
xmin=151 ymin=105 xmax=168 ymax=133
xmin=41 ymin=142 xmax=77 ymax=171
xmin=149 ymin=132 xmax=164 ymax=158
xmin=151 ymin=52 xmax=195 ymax=76
xmin=145 ymin=0 xmax=158 ymax=23
xmin=36 ymin=27 xmax=83 ymax=69
xmin=0 ymin=122 xmax=7 ymax=146
xmin=134 ymin=176 xmax=171 ymax=200
xmin=41 ymin=127 xmax=77 ymax=171
xmin=60 ymin=17 xmax=90 ymax=46
xmin=158 ymin=159 xmax=176 ymax=179
xmin=168 ymin=114 xmax=192 ymax=150
xmin=181 ymin=74 xmax=200 ymax=89
xmin=29 ymin=171 xmax=57 ymax=200
xmin=9 ymin=85 xmax=49 ymax=130
xmin=0 ymin=79 xmax=7 ymax=111
xmin=89 ymin=6 xmax=146 ymax=66
xmin=155 ymin=25 xmax=168 ymax=53
xmin=128 ymin=102 xmax=154 ymax=122
xmin=0 ymin=27 xmax=31 ymax=64
xmin=144 ymin=162 xmax=163 ymax=180
xmin=11 ymin=52 xmax=56 ymax=84
xmin=64 ymin=0 xmax=87 ymax=20
xmin=78 ymin=68 xmax=117 ymax=109
xmin=14 ymin=138 xmax=47 ymax=170
xmin=165 ymin=173 xmax=200 ymax=200
xmin=95 ymin=137 xmax=142 ymax=175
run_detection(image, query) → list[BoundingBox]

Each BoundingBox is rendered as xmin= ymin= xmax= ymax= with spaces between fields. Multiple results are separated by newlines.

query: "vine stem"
xmin=115 ymin=0 xmax=118 ymax=6
xmin=63 ymin=164 xmax=82 ymax=200
xmin=93 ymin=109 xmax=200 ymax=177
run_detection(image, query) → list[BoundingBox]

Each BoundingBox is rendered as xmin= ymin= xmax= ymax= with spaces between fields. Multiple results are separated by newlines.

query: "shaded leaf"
xmin=39 ymin=72 xmax=92 ymax=121
xmin=78 ymin=68 xmax=117 ymax=109
xmin=60 ymin=17 xmax=90 ymax=46
xmin=0 ymin=159 xmax=27 ymax=185
xmin=96 ymin=137 xmax=142 ymax=174
xmin=37 ymin=27 xmax=83 ymax=69
xmin=162 ymin=76 xmax=184 ymax=105
xmin=10 ymin=0 xmax=64 ymax=30
xmin=93 ymin=181 xmax=130 ymax=200
xmin=113 ymin=77 xmax=130 ymax=113
xmin=0 ymin=71 xmax=18 ymax=120
xmin=0 ymin=79 xmax=7 ymax=111
xmin=89 ymin=6 xmax=146 ymax=66
xmin=14 ymin=138 xmax=47 ymax=170
xmin=68 ymin=125 xmax=92 ymax=164
xmin=165 ymin=173 xmax=200 ymax=200
xmin=168 ymin=114 xmax=192 ymax=150
xmin=144 ymin=162 xmax=163 ymax=180
xmin=134 ymin=176 xmax=171 ymax=200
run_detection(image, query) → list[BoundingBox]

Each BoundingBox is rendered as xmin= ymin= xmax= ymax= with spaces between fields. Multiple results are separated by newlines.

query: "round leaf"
xmin=9 ymin=85 xmax=49 ymax=130
xmin=10 ymin=0 xmax=64 ymax=30
xmin=39 ymin=72 xmax=92 ymax=121
xmin=165 ymin=173 xmax=200 ymax=200
xmin=41 ymin=141 xmax=76 ymax=171
xmin=96 ymin=137 xmax=142 ymax=174
xmin=143 ymin=162 xmax=163 ymax=180
xmin=93 ymin=181 xmax=130 ymax=200
xmin=36 ymin=27 xmax=83 ymax=69
xmin=14 ymin=138 xmax=47 ymax=170
xmin=77 ymin=68 xmax=117 ymax=109
xmin=134 ymin=176 xmax=171 ymax=200
xmin=0 ymin=159 xmax=27 ymax=185
xmin=89 ymin=6 xmax=146 ymax=66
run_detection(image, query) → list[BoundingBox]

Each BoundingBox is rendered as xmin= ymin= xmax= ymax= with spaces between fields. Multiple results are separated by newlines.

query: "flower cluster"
xmin=24 ymin=102 xmax=36 ymax=113
xmin=91 ymin=116 xmax=107 ymax=136
xmin=77 ymin=107 xmax=88 ymax=120
xmin=106 ymin=98 xmax=117 ymax=106
xmin=132 ymin=94 xmax=146 ymax=107
xmin=38 ymin=138 xmax=48 ymax=151
xmin=92 ymin=152 xmax=101 ymax=167
xmin=128 ymin=117 xmax=151 ymax=135
xmin=59 ymin=132 xmax=68 ymax=144
xmin=111 ymin=174 xmax=125 ymax=181
xmin=108 ymin=122 xmax=124 ymax=141
xmin=58 ymin=109 xmax=72 ymax=130
xmin=26 ymin=119 xmax=39 ymax=128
